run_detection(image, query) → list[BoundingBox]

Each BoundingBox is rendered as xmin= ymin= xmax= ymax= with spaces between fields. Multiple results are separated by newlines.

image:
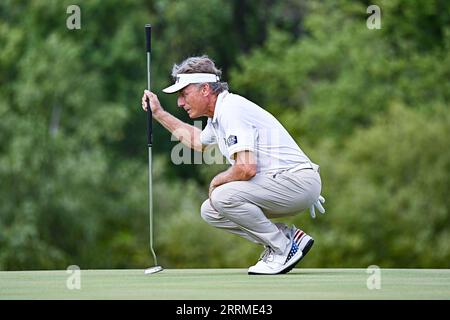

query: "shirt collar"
xmin=211 ymin=91 xmax=229 ymax=124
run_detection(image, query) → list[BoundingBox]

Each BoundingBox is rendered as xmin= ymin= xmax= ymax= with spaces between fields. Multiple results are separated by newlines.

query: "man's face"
xmin=177 ymin=84 xmax=207 ymax=118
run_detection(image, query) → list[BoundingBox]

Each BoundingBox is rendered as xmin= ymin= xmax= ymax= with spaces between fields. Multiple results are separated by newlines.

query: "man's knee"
xmin=210 ymin=184 xmax=240 ymax=214
xmin=200 ymin=199 xmax=214 ymax=222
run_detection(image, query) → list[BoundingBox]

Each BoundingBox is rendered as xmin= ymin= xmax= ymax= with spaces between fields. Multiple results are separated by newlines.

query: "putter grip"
xmin=147 ymin=97 xmax=152 ymax=146
xmin=145 ymin=24 xmax=152 ymax=146
xmin=145 ymin=24 xmax=151 ymax=53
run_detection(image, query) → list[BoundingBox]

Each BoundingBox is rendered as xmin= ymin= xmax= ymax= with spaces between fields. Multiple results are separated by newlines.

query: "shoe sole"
xmin=278 ymin=238 xmax=314 ymax=274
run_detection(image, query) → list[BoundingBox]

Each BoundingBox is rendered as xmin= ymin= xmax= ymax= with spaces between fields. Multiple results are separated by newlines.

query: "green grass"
xmin=0 ymin=268 xmax=449 ymax=300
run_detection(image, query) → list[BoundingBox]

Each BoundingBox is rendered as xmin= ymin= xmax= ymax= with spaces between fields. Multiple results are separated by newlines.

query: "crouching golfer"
xmin=141 ymin=55 xmax=325 ymax=275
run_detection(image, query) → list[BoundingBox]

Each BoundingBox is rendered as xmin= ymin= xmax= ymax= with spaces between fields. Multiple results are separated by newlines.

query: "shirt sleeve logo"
xmin=225 ymin=135 xmax=238 ymax=147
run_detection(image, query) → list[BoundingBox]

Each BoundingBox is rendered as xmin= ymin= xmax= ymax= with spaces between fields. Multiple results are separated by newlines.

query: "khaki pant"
xmin=201 ymin=167 xmax=322 ymax=254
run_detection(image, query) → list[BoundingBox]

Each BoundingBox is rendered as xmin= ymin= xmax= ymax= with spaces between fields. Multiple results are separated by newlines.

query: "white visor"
xmin=162 ymin=73 xmax=220 ymax=93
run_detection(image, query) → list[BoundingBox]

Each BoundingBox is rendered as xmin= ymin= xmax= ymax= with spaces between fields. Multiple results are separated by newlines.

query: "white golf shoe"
xmin=278 ymin=225 xmax=314 ymax=274
xmin=248 ymin=225 xmax=314 ymax=275
xmin=248 ymin=240 xmax=303 ymax=275
xmin=277 ymin=223 xmax=314 ymax=255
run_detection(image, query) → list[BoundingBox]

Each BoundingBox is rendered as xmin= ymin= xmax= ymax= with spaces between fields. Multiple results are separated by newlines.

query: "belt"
xmin=265 ymin=162 xmax=319 ymax=176
xmin=287 ymin=162 xmax=314 ymax=173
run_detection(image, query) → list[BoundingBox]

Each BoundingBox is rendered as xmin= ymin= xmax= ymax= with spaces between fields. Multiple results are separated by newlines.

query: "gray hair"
xmin=171 ymin=55 xmax=229 ymax=94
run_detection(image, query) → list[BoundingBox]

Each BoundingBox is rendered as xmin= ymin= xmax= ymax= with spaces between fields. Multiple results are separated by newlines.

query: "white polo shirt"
xmin=200 ymin=91 xmax=312 ymax=174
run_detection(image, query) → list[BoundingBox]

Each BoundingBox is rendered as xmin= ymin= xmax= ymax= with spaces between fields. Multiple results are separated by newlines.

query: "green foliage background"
xmin=0 ymin=0 xmax=448 ymax=270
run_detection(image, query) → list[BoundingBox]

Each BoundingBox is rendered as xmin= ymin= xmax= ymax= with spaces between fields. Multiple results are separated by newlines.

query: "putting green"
xmin=0 ymin=268 xmax=448 ymax=300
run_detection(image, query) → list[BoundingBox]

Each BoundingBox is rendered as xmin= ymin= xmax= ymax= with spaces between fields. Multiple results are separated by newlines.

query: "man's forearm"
xmin=212 ymin=164 xmax=254 ymax=188
xmin=208 ymin=151 xmax=257 ymax=201
xmin=154 ymin=110 xmax=203 ymax=151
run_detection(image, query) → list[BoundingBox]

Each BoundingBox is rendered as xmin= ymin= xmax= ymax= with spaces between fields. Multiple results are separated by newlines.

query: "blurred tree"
xmin=0 ymin=0 xmax=448 ymax=270
xmin=308 ymin=104 xmax=450 ymax=268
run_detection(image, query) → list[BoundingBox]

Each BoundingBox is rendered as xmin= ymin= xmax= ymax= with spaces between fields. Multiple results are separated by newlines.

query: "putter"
xmin=144 ymin=24 xmax=163 ymax=275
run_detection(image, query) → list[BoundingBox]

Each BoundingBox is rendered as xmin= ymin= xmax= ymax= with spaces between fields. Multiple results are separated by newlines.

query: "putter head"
xmin=144 ymin=265 xmax=163 ymax=275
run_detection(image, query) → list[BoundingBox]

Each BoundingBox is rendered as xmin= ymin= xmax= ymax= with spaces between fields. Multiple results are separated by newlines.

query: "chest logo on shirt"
xmin=225 ymin=135 xmax=238 ymax=147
